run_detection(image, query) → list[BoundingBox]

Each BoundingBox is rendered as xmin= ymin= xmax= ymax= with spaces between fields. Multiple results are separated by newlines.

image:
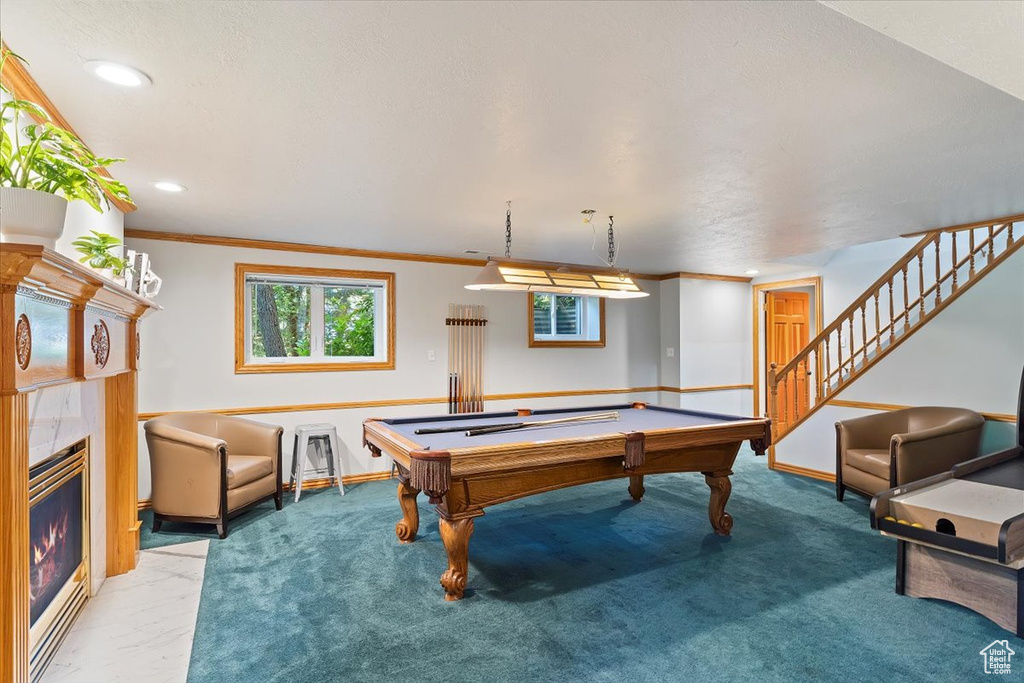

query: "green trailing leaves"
xmin=0 ymin=42 xmax=133 ymax=211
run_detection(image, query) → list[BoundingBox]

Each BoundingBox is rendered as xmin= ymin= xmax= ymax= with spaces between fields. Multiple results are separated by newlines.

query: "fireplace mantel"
xmin=1 ymin=243 xmax=160 ymax=683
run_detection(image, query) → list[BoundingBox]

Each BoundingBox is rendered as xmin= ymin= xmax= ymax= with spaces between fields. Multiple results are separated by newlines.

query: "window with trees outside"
xmin=235 ymin=264 xmax=395 ymax=373
xmin=528 ymin=293 xmax=605 ymax=348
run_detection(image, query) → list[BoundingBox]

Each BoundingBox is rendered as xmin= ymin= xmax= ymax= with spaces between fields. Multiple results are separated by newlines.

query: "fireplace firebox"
xmin=27 ymin=439 xmax=90 ymax=682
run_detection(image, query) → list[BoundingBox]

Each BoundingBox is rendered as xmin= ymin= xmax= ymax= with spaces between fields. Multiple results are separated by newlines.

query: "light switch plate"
xmin=666 ymin=347 xmax=675 ymax=357
xmin=427 ymin=349 xmax=436 ymax=362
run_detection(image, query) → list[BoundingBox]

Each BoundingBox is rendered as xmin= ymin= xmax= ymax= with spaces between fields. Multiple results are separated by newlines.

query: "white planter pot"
xmin=0 ymin=187 xmax=69 ymax=249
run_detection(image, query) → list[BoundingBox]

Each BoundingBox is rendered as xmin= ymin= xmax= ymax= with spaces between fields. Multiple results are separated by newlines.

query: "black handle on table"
xmin=416 ymin=421 xmax=520 ymax=435
xmin=466 ymin=422 xmax=527 ymax=437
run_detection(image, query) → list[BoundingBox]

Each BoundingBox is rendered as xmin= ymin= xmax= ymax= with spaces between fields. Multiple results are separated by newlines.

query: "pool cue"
xmin=472 ymin=305 xmax=479 ymax=411
xmin=466 ymin=411 xmax=620 ymax=437
xmin=458 ymin=304 xmax=464 ymax=412
xmin=414 ymin=411 xmax=620 ymax=435
xmin=454 ymin=303 xmax=458 ymax=411
xmin=447 ymin=303 xmax=454 ymax=413
xmin=479 ymin=304 xmax=485 ymax=411
xmin=460 ymin=304 xmax=466 ymax=412
xmin=475 ymin=305 xmax=482 ymax=411
xmin=462 ymin=304 xmax=467 ymax=413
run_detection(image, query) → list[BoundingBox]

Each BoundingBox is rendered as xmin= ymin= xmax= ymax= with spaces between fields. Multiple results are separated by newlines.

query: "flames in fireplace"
xmin=30 ymin=511 xmax=71 ymax=602
xmin=28 ymin=471 xmax=83 ymax=626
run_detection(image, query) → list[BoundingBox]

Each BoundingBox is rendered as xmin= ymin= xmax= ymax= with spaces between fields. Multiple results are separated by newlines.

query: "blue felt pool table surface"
xmin=378 ymin=404 xmax=758 ymax=450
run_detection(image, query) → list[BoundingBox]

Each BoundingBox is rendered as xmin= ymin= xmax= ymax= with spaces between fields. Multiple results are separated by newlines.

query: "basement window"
xmin=235 ymin=264 xmax=395 ymax=373
xmin=528 ymin=293 xmax=605 ymax=348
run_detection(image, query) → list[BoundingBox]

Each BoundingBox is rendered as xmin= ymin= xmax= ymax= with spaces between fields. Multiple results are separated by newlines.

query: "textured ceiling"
xmin=821 ymin=0 xmax=1024 ymax=101
xmin=2 ymin=1 xmax=1022 ymax=275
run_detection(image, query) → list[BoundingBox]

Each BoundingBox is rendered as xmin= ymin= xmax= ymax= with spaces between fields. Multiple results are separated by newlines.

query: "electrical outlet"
xmin=666 ymin=347 xmax=675 ymax=358
xmin=427 ymin=349 xmax=436 ymax=362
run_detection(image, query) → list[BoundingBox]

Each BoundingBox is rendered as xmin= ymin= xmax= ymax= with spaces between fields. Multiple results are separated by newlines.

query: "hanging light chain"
xmin=505 ymin=200 xmax=512 ymax=258
xmin=607 ymin=216 xmax=616 ymax=266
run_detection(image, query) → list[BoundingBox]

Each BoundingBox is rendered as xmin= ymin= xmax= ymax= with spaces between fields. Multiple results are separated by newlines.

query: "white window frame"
xmin=529 ymin=293 xmax=605 ymax=348
xmin=235 ymin=264 xmax=395 ymax=373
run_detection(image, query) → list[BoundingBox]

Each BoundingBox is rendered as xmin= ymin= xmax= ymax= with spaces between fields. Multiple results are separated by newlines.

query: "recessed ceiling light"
xmin=84 ymin=60 xmax=151 ymax=87
xmin=152 ymin=181 xmax=186 ymax=193
xmin=745 ymin=269 xmax=760 ymax=275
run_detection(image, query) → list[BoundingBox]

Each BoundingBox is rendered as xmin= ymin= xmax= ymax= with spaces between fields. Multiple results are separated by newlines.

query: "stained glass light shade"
xmin=465 ymin=259 xmax=648 ymax=299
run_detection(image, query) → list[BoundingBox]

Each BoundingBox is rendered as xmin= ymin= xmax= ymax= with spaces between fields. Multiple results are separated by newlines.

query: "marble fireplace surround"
xmin=29 ymin=382 xmax=108 ymax=594
xmin=2 ymin=244 xmax=160 ymax=683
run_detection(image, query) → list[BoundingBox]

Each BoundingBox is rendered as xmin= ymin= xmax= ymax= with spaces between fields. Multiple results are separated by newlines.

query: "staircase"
xmin=768 ymin=214 xmax=1023 ymax=443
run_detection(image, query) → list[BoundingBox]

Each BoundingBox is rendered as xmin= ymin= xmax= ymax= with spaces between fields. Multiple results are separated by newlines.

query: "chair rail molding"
xmin=137 ymin=384 xmax=752 ymax=421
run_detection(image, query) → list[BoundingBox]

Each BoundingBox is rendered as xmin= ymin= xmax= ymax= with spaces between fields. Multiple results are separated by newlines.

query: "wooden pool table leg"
xmin=395 ymin=478 xmax=420 ymax=543
xmin=628 ymin=474 xmax=645 ymax=502
xmin=439 ymin=517 xmax=475 ymax=601
xmin=703 ymin=470 xmax=733 ymax=536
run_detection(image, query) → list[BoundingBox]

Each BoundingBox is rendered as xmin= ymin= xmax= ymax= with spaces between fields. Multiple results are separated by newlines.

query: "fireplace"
xmin=28 ymin=439 xmax=90 ymax=682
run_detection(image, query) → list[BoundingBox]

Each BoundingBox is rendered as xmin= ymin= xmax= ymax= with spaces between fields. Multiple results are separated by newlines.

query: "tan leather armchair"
xmin=145 ymin=413 xmax=283 ymax=538
xmin=835 ymin=407 xmax=984 ymax=501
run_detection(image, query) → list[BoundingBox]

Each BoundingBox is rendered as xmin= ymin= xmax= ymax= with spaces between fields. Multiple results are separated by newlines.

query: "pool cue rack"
xmin=447 ymin=304 xmax=487 ymax=413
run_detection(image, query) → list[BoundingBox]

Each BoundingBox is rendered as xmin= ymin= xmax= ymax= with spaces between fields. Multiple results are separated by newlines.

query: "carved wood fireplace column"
xmin=106 ymin=370 xmax=140 ymax=576
xmin=0 ymin=392 xmax=30 ymax=683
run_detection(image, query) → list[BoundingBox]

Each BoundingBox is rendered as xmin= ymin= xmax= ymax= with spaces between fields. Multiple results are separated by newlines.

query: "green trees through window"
xmin=251 ymin=284 xmax=310 ymax=357
xmin=247 ymin=279 xmax=383 ymax=361
xmin=532 ymin=294 xmax=581 ymax=336
xmin=324 ymin=287 xmax=375 ymax=357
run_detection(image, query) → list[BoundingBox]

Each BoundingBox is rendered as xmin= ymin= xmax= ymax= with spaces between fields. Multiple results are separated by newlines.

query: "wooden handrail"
xmin=774 ymin=222 xmax=1012 ymax=382
xmin=900 ymin=214 xmax=1023 ymax=238
xmin=772 ymin=234 xmax=934 ymax=381
xmin=769 ymin=215 xmax=1020 ymax=441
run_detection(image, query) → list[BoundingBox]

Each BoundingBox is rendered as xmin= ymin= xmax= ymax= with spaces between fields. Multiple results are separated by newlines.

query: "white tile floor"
xmin=41 ymin=540 xmax=208 ymax=683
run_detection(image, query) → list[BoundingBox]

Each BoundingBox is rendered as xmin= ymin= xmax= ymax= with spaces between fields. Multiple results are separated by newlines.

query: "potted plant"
xmin=72 ymin=230 xmax=131 ymax=283
xmin=0 ymin=43 xmax=133 ymax=247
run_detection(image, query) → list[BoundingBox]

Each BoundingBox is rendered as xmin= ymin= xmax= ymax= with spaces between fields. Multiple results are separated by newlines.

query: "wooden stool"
xmin=290 ymin=423 xmax=344 ymax=501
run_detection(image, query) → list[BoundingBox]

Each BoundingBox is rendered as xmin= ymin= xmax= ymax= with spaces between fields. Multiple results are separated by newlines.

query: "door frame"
xmin=751 ymin=277 xmax=822 ymax=422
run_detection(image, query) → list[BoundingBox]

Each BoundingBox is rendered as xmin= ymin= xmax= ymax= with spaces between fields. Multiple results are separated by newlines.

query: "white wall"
xmin=129 ymin=237 xmax=663 ymax=499
xmin=658 ymin=278 xmax=753 ymax=416
xmin=658 ymin=280 xmax=680 ymax=388
xmin=772 ymin=246 xmax=1024 ymax=473
xmin=679 ymin=279 xmax=752 ymax=387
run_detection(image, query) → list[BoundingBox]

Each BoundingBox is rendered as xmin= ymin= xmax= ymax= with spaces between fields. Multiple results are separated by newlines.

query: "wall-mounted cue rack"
xmin=447 ymin=304 xmax=487 ymax=413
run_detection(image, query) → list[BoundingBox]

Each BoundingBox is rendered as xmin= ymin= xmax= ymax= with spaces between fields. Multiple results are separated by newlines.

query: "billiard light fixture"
xmin=466 ymin=258 xmax=648 ymax=299
xmin=464 ymin=202 xmax=648 ymax=299
xmin=84 ymin=60 xmax=152 ymax=87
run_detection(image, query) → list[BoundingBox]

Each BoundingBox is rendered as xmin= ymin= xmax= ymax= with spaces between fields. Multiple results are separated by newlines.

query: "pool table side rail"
xmin=363 ymin=416 xmax=770 ymax=478
xmin=377 ymin=403 xmax=762 ymax=427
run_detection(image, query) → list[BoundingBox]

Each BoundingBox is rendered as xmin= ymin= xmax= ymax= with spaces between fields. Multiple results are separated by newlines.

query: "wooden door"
xmin=766 ymin=291 xmax=811 ymax=429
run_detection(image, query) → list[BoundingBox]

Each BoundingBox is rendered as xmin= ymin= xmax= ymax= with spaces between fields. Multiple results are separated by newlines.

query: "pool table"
xmin=362 ymin=402 xmax=771 ymax=600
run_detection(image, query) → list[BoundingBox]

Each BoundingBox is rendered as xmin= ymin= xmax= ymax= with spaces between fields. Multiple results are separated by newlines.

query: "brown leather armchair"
xmin=144 ymin=413 xmax=283 ymax=538
xmin=835 ymin=407 xmax=984 ymax=501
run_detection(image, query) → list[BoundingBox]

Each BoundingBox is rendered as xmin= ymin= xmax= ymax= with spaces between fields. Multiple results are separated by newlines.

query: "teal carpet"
xmin=146 ymin=453 xmax=1016 ymax=682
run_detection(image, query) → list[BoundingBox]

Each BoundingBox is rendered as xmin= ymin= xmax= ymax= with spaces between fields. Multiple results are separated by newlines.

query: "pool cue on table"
xmin=414 ymin=410 xmax=620 ymax=435
xmin=466 ymin=411 xmax=620 ymax=436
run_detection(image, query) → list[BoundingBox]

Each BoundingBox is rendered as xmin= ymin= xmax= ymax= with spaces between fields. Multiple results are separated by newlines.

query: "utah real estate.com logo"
xmin=979 ymin=640 xmax=1015 ymax=675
